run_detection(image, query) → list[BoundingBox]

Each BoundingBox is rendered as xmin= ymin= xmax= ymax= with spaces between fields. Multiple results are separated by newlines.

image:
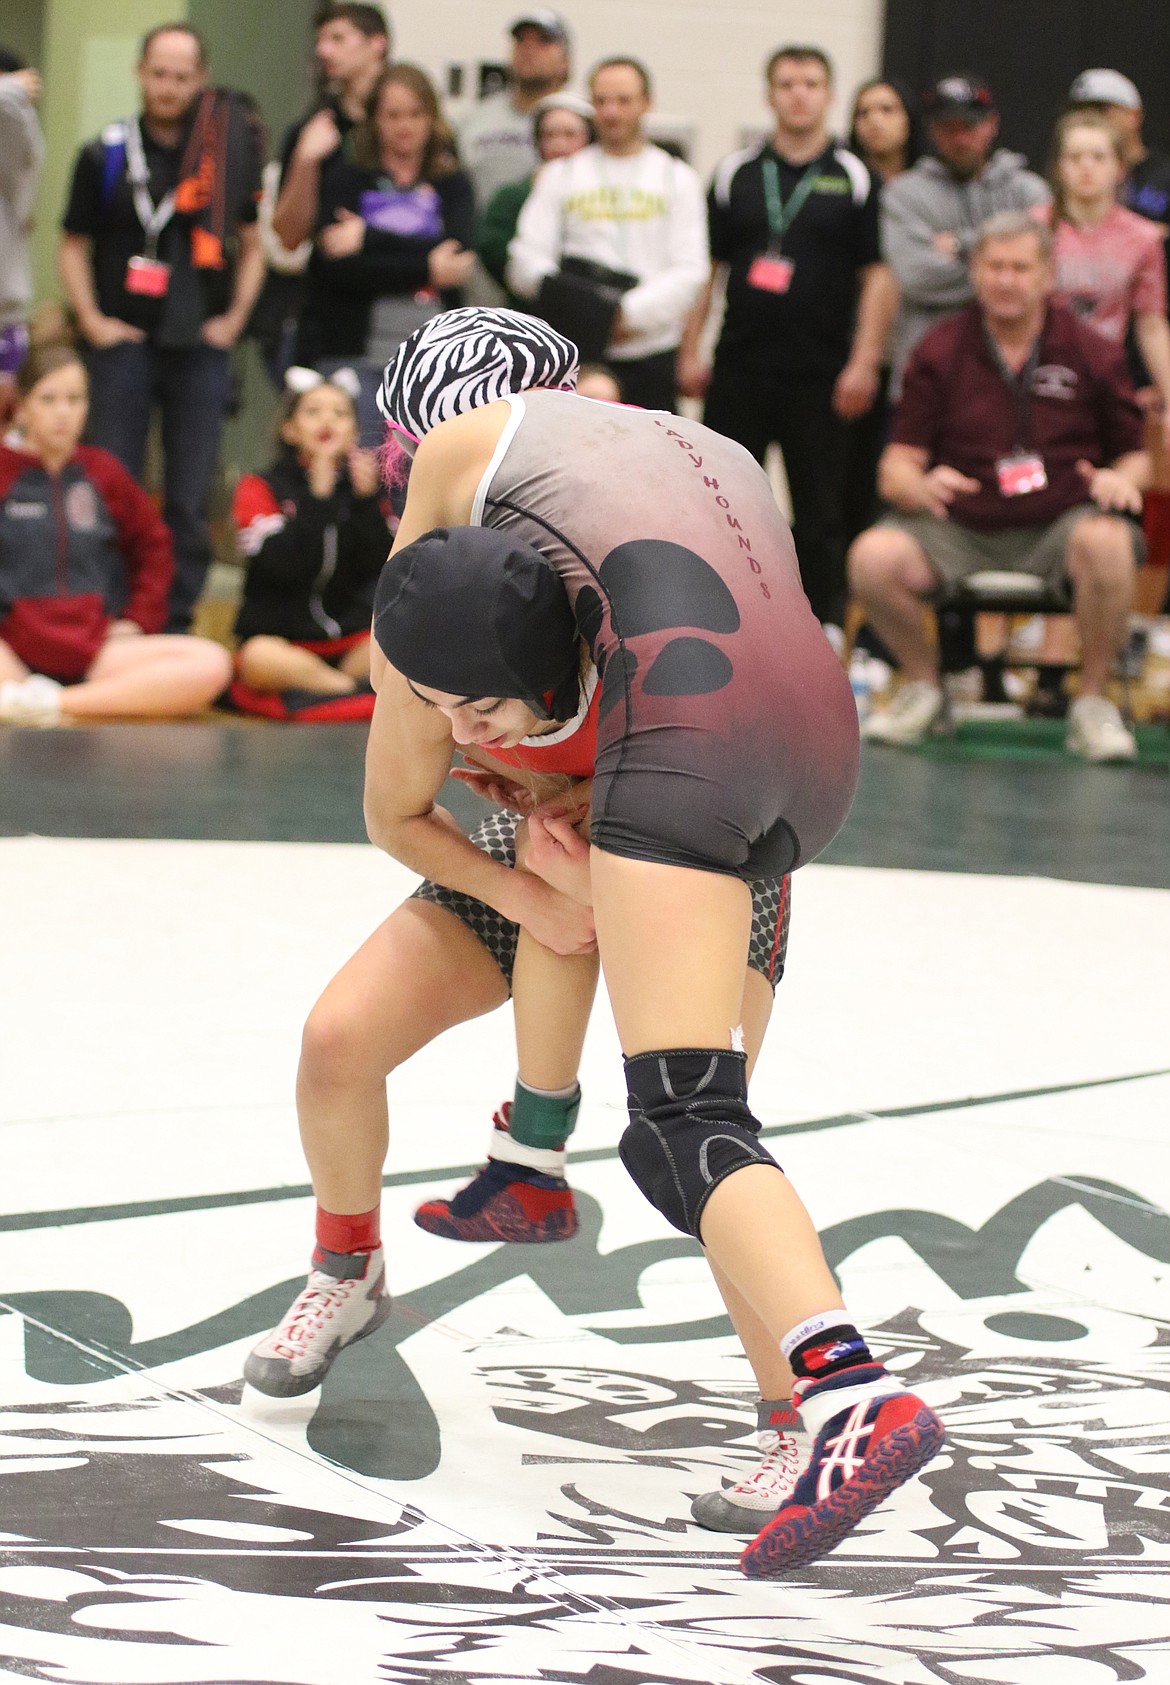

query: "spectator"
xmin=678 ymin=45 xmax=895 ymax=632
xmin=456 ymin=11 xmax=571 ymax=209
xmin=476 ymin=92 xmax=595 ymax=299
xmin=1067 ymin=69 xmax=1170 ymax=236
xmin=849 ymin=77 xmax=923 ymax=184
xmin=883 ymin=74 xmax=1049 ymax=391
xmin=0 ymin=345 xmax=231 ymax=725
xmin=230 ymin=367 xmax=387 ymax=718
xmin=844 ymin=78 xmax=922 ymax=542
xmin=296 ymin=63 xmax=474 ymax=444
xmin=507 ymin=57 xmax=708 ymax=411
xmin=1050 ymin=111 xmax=1170 ymax=416
xmin=0 ymin=49 xmax=44 ymax=431
xmin=576 ymin=362 xmax=623 ymax=402
xmin=851 ymin=213 xmax=1147 ymax=762
xmin=272 ymin=2 xmax=391 ymax=255
xmin=57 ymin=23 xmax=265 ymax=632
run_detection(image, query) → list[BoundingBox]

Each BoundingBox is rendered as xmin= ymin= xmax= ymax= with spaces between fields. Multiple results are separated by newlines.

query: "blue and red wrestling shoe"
xmin=740 ymin=1367 xmax=945 ymax=1576
xmin=413 ymin=1157 xmax=578 ymax=1243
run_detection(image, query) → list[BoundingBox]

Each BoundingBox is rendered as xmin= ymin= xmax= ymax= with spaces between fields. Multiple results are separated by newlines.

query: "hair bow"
xmin=284 ymin=365 xmax=362 ymax=402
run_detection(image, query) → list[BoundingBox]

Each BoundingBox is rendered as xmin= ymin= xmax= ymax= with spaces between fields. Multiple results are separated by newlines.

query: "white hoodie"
xmin=0 ymin=75 xmax=44 ymax=329
xmin=507 ymin=142 xmax=709 ymax=361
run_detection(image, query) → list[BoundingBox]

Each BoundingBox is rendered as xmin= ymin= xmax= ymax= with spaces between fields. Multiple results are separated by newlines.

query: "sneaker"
xmin=0 ymin=674 xmax=63 ymax=726
xmin=740 ymin=1368 xmax=945 ymax=1576
xmin=1066 ymin=694 xmax=1137 ymax=762
xmin=414 ymin=1157 xmax=578 ymax=1243
xmin=243 ymin=1245 xmax=392 ymax=1398
xmin=691 ymin=1424 xmax=806 ymax=1533
xmin=862 ymin=680 xmax=943 ymax=745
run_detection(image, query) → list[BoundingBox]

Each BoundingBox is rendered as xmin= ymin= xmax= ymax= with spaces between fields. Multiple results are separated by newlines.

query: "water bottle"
xmin=849 ymin=648 xmax=873 ymax=722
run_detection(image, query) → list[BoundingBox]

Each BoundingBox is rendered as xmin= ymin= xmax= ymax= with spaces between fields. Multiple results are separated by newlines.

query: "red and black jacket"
xmin=232 ymin=456 xmax=391 ymax=644
xmin=0 ymin=443 xmax=172 ymax=681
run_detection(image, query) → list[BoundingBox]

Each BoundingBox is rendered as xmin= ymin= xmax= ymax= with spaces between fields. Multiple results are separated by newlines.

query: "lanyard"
xmin=985 ymin=327 xmax=1042 ymax=451
xmin=124 ymin=119 xmax=178 ymax=258
xmin=760 ymin=154 xmax=820 ymax=254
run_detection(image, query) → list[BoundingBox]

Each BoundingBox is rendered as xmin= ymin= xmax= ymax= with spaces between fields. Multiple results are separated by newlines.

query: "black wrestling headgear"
xmin=373 ymin=526 xmax=581 ymax=721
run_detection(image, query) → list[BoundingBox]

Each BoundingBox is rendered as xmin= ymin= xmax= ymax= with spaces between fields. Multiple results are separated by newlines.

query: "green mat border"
xmin=904 ymin=715 xmax=1170 ymax=766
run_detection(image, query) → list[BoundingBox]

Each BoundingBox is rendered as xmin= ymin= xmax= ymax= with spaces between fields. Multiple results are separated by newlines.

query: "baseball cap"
xmin=511 ymin=11 xmax=570 ymax=44
xmin=1068 ymin=68 xmax=1142 ymax=110
xmin=922 ymin=75 xmax=996 ymax=121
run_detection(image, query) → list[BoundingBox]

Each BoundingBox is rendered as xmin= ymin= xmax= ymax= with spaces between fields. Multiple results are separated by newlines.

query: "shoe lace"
xmin=271 ymin=1274 xmax=355 ymax=1360
xmin=729 ymin=1430 xmax=801 ymax=1498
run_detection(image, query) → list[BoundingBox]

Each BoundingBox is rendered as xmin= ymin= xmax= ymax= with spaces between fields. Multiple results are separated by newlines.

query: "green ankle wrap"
xmin=509 ymin=1081 xmax=581 ymax=1150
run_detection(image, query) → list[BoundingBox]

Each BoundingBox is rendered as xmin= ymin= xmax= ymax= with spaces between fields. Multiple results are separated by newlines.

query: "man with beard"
xmin=457 ymin=12 xmax=572 ymax=209
xmin=58 ymin=23 xmax=264 ymax=630
xmin=882 ymin=75 xmax=1049 ymax=393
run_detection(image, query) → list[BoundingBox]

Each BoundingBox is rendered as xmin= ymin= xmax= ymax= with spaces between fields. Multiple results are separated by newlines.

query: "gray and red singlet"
xmin=470 ymin=390 xmax=859 ymax=878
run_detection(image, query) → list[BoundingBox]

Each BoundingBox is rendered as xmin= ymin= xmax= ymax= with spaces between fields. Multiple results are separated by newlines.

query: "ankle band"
xmin=315 ymin=1203 xmax=380 ymax=1256
xmin=508 ymin=1080 xmax=581 ymax=1150
xmin=488 ymin=1126 xmax=566 ymax=1175
xmin=786 ymin=1320 xmax=873 ymax=1383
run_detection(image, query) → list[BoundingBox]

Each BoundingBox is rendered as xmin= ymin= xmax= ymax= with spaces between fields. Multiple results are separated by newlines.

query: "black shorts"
xmin=412 ymin=811 xmax=790 ymax=993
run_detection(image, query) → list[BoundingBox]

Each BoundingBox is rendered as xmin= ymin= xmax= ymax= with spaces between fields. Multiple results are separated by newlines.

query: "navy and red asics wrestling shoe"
xmin=414 ymin=1157 xmax=578 ymax=1243
xmin=740 ymin=1366 xmax=945 ymax=1575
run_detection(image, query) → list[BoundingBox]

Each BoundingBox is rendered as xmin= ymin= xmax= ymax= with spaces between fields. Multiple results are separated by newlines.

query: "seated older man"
xmin=850 ymin=209 xmax=1147 ymax=760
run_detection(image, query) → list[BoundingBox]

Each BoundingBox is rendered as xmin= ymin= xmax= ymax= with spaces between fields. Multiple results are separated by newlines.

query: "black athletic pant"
xmin=607 ymin=349 xmax=678 ymax=414
xmin=703 ymin=360 xmax=848 ymax=627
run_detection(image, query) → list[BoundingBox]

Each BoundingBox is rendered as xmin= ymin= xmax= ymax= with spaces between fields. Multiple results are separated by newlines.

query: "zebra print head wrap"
xmin=376 ymin=308 xmax=579 ymax=440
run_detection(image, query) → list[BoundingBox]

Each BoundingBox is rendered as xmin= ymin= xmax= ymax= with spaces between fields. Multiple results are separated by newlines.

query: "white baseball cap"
xmin=1068 ymin=69 xmax=1142 ymax=110
xmin=510 ymin=11 xmax=570 ymax=44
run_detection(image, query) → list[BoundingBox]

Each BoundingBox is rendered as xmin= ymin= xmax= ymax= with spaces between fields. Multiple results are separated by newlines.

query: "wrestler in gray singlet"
xmin=470 ymin=389 xmax=859 ymax=877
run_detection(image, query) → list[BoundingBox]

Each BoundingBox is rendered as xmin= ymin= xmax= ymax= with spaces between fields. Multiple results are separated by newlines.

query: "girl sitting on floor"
xmin=230 ymin=367 xmax=391 ymax=721
xmin=0 ymin=345 xmax=231 ymax=725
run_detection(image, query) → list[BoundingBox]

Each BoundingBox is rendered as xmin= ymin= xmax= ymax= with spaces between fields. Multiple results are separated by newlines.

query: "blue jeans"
xmin=86 ymin=340 xmax=232 ymax=631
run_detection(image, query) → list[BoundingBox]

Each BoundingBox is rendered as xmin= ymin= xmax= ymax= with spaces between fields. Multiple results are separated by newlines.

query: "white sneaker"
xmin=862 ymin=679 xmax=943 ymax=745
xmin=0 ymin=674 xmax=63 ymax=726
xmin=244 ymin=1246 xmax=392 ymax=1398
xmin=691 ymin=1425 xmax=807 ymax=1533
xmin=1066 ymin=695 xmax=1137 ymax=763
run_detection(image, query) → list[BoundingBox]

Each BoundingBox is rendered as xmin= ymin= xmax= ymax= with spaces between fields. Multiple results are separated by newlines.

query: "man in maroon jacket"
xmin=850 ymin=210 xmax=1148 ymax=761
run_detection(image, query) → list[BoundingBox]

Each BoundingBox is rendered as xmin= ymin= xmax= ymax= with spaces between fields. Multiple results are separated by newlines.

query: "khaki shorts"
xmin=878 ymin=503 xmax=1145 ymax=593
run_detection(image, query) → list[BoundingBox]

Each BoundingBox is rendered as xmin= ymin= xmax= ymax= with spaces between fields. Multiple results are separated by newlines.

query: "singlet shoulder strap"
xmin=470 ymin=394 xmax=526 ymax=526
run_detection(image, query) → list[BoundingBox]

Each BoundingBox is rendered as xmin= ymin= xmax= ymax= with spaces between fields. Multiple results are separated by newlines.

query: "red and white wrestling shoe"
xmin=740 ymin=1367 xmax=945 ymax=1575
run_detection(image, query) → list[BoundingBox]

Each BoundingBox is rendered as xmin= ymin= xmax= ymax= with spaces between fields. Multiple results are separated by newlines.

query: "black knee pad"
xmin=619 ymin=1048 xmax=781 ymax=1239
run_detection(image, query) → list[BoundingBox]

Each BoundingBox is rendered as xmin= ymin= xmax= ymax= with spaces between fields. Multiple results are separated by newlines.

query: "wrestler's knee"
xmin=300 ymin=990 xmax=380 ymax=1088
xmin=618 ymin=1047 xmax=781 ymax=1237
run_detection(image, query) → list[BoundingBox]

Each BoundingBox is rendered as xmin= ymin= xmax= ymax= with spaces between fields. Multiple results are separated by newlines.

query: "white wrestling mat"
xmin=0 ymin=836 xmax=1168 ymax=1685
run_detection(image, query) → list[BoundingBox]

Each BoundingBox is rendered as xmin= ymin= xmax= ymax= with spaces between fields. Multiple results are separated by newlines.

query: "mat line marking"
xmin=0 ymin=1300 xmax=761 ymax=1685
xmin=0 ymin=1068 xmax=1165 ymax=1236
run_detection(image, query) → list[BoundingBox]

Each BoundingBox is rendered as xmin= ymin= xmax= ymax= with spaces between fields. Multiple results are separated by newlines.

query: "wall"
xmin=1 ymin=0 xmax=45 ymax=72
xmin=885 ymin=0 xmax=1170 ymax=170
xmin=393 ymin=0 xmax=885 ymax=181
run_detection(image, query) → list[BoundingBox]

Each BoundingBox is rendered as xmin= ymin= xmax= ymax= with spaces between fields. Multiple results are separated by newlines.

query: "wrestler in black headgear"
xmin=373 ymin=527 xmax=581 ymax=721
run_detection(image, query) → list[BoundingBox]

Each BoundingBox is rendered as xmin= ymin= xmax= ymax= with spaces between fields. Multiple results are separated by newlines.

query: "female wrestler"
xmin=244 ymin=623 xmax=806 ymax=1532
xmin=362 ymin=309 xmax=945 ymax=1574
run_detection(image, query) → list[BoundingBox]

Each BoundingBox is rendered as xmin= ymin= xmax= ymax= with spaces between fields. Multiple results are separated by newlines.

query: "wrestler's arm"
xmin=365 ymin=407 xmax=595 ymax=953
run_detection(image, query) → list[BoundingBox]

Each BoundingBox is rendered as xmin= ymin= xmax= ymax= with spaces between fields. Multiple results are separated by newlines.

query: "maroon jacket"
xmin=889 ymin=301 xmax=1145 ymax=531
xmin=0 ymin=443 xmax=173 ymax=680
